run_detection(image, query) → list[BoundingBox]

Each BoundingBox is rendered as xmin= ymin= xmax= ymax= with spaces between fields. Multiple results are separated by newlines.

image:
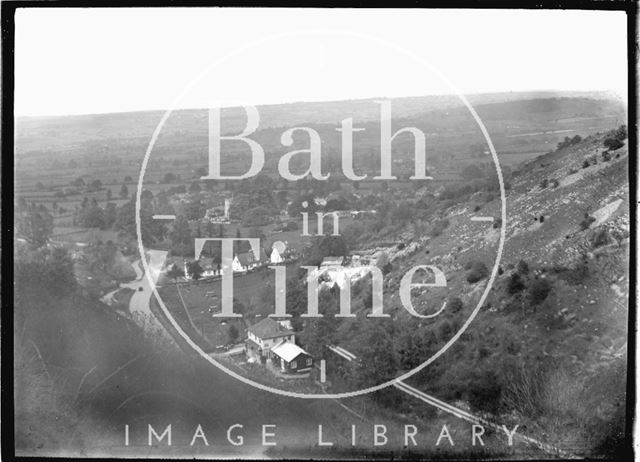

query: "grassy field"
xmin=51 ymin=227 xmax=120 ymax=244
xmin=158 ymin=262 xmax=301 ymax=348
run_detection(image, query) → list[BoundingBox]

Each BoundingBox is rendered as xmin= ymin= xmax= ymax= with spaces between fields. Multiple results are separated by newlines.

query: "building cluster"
xmin=182 ymin=242 xmax=291 ymax=280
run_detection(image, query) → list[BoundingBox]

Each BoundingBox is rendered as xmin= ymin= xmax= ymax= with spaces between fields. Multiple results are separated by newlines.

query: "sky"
xmin=14 ymin=8 xmax=628 ymax=117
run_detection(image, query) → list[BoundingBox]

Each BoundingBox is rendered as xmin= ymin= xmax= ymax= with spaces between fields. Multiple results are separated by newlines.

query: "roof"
xmin=321 ymin=256 xmax=345 ymax=266
xmin=248 ymin=317 xmax=293 ymax=340
xmin=235 ymin=252 xmax=255 ymax=267
xmin=271 ymin=341 xmax=310 ymax=362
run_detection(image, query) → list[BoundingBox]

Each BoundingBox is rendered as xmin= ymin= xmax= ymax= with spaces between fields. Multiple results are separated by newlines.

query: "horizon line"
xmin=14 ymin=88 xmax=624 ymax=120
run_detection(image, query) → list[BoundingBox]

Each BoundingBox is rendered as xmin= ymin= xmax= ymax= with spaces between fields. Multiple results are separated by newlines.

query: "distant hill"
xmin=15 ymin=90 xmax=625 ymax=155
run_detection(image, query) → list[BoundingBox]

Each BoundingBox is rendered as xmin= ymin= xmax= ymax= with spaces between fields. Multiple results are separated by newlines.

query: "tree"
xmin=87 ymin=179 xmax=103 ymax=192
xmin=466 ymin=261 xmax=489 ymax=283
xmin=615 ymin=125 xmax=627 ymax=140
xmin=124 ymin=175 xmax=133 ymax=183
xmin=77 ymin=203 xmax=105 ymax=228
xmin=241 ymin=206 xmax=271 ymax=227
xmin=162 ymin=172 xmax=177 ymax=183
xmin=120 ymin=184 xmax=129 ymax=199
xmin=186 ymin=260 xmax=203 ymax=280
xmin=167 ymin=263 xmax=184 ymax=282
xmin=507 ymin=273 xmax=526 ymax=295
xmin=376 ymin=252 xmax=393 ymax=275
xmin=516 ymin=260 xmax=529 ymax=275
xmin=352 ymin=322 xmax=398 ymax=396
xmin=106 ymin=189 xmax=112 ymax=200
xmin=228 ymin=324 xmax=240 ymax=344
xmin=603 ymin=137 xmax=624 ymax=151
xmin=16 ymin=209 xmax=54 ymax=248
xmin=169 ymin=215 xmax=193 ymax=256
xmin=528 ymin=278 xmax=552 ymax=305
xmin=185 ymin=199 xmax=206 ymax=220
xmin=448 ymin=297 xmax=464 ymax=313
xmin=114 ymin=199 xmax=165 ymax=246
xmin=325 ymin=196 xmax=349 ymax=211
xmin=15 ymin=245 xmax=76 ymax=296
xmin=189 ymin=182 xmax=202 ymax=194
xmin=103 ymin=203 xmax=117 ymax=228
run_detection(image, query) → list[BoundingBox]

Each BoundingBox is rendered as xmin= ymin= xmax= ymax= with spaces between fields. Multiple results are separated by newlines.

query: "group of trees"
xmin=16 ymin=205 xmax=54 ymax=248
xmin=556 ymin=134 xmax=582 ymax=151
xmin=73 ymin=197 xmax=118 ymax=229
xmin=603 ymin=125 xmax=627 ymax=151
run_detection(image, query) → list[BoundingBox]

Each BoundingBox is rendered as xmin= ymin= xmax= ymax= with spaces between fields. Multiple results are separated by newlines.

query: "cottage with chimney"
xmin=246 ymin=318 xmax=295 ymax=360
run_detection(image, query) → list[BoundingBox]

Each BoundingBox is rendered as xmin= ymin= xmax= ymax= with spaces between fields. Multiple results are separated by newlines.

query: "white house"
xmin=232 ymin=253 xmax=256 ymax=272
xmin=246 ymin=318 xmax=295 ymax=359
xmin=270 ymin=247 xmax=284 ymax=264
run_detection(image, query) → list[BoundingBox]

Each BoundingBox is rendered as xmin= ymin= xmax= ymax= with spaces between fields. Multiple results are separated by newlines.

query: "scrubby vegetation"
xmin=603 ymin=125 xmax=627 ymax=151
xmin=466 ymin=261 xmax=489 ymax=283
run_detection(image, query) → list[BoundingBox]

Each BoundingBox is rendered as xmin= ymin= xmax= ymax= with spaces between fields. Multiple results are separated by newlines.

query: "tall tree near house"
xmin=186 ymin=260 xmax=203 ymax=280
xmin=166 ymin=263 xmax=184 ymax=282
xmin=114 ymin=199 xmax=165 ymax=246
xmin=169 ymin=215 xmax=193 ymax=256
xmin=234 ymin=228 xmax=249 ymax=254
xmin=189 ymin=182 xmax=202 ymax=194
xmin=228 ymin=324 xmax=240 ymax=344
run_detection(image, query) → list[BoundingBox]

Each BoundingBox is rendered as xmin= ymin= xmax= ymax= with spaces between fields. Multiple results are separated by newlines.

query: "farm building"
xmin=270 ymin=241 xmax=289 ymax=264
xmin=270 ymin=247 xmax=284 ymax=264
xmin=232 ymin=248 xmax=269 ymax=272
xmin=320 ymin=256 xmax=345 ymax=268
xmin=270 ymin=341 xmax=313 ymax=373
xmin=232 ymin=252 xmax=258 ymax=272
xmin=246 ymin=317 xmax=295 ymax=360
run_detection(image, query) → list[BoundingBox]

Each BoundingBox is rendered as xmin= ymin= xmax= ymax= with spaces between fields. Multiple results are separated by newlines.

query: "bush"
xmin=283 ymin=221 xmax=299 ymax=231
xmin=430 ymin=219 xmax=450 ymax=238
xmin=468 ymin=370 xmax=502 ymax=414
xmin=580 ymin=214 xmax=596 ymax=230
xmin=241 ymin=206 xmax=271 ymax=227
xmin=603 ymin=125 xmax=626 ymax=151
xmin=448 ymin=297 xmax=464 ymax=313
xmin=507 ymin=273 xmax=526 ymax=295
xmin=590 ymin=228 xmax=612 ymax=248
xmin=438 ymin=320 xmax=453 ymax=340
xmin=516 ymin=260 xmax=529 ymax=275
xmin=604 ymin=137 xmax=624 ymax=151
xmin=466 ymin=261 xmax=489 ymax=283
xmin=493 ymin=218 xmax=502 ymax=229
xmin=582 ymin=159 xmax=591 ymax=169
xmin=527 ymin=278 xmax=552 ymax=305
xmin=540 ymin=178 xmax=549 ymax=189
